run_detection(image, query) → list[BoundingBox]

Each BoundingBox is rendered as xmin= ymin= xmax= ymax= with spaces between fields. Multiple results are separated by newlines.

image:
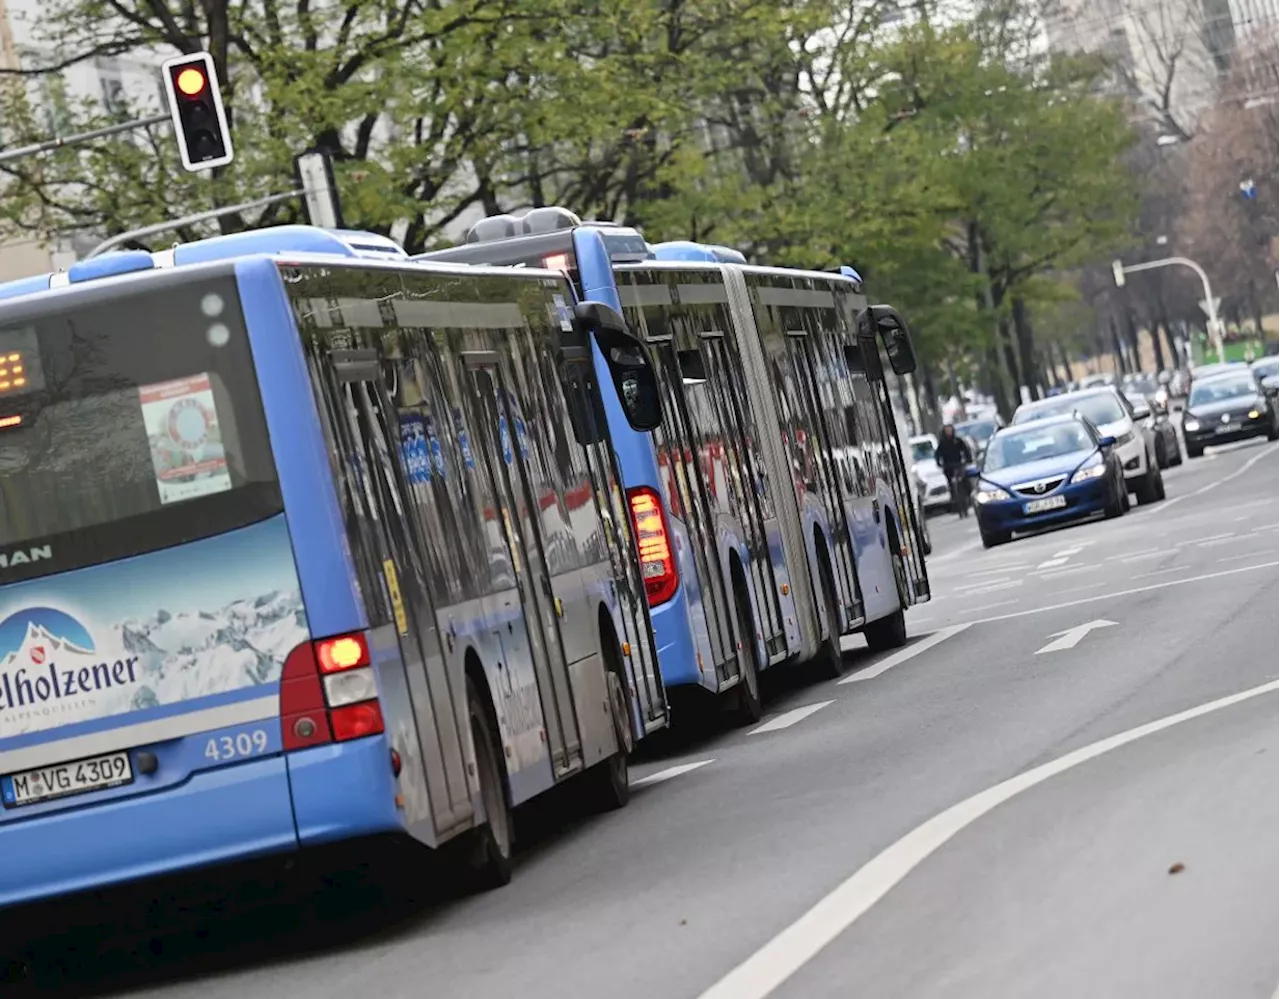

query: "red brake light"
xmin=628 ymin=486 xmax=678 ymax=606
xmin=331 ymin=701 xmax=384 ymax=742
xmin=315 ymin=632 xmax=369 ymax=673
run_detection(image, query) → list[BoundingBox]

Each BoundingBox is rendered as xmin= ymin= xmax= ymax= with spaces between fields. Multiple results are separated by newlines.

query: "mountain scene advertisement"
xmin=0 ymin=517 xmax=308 ymax=741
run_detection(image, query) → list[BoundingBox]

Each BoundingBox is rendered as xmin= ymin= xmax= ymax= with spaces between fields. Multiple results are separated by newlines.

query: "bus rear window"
xmin=0 ymin=274 xmax=281 ymax=584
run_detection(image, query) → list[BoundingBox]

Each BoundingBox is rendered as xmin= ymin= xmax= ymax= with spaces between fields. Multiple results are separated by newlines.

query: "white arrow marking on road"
xmin=750 ymin=701 xmax=833 ymax=735
xmin=1035 ymin=619 xmax=1117 ymax=655
xmin=630 ymin=759 xmax=714 ymax=788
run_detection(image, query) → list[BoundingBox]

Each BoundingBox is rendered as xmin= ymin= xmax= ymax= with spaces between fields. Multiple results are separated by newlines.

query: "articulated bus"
xmin=419 ymin=209 xmax=930 ymax=722
xmin=0 ymin=225 xmax=667 ymax=916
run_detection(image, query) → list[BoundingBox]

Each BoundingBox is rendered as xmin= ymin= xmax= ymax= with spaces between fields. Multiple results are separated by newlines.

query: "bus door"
xmin=323 ymin=350 xmax=474 ymax=830
xmin=649 ymin=332 xmax=738 ymax=685
xmin=786 ymin=324 xmax=865 ymax=624
xmin=461 ymin=353 xmax=583 ymax=776
xmin=854 ymin=328 xmax=929 ymax=602
xmin=698 ymin=328 xmax=788 ymax=658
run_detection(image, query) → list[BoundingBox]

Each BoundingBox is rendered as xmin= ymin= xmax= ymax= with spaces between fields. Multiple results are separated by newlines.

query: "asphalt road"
xmin=29 ymin=439 xmax=1280 ymax=999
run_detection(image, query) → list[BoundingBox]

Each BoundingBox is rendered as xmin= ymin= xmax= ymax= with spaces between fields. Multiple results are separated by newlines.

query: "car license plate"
xmin=1023 ymin=495 xmax=1067 ymax=514
xmin=2 ymin=751 xmax=133 ymax=808
xmin=1222 ymin=423 xmax=1241 ymax=433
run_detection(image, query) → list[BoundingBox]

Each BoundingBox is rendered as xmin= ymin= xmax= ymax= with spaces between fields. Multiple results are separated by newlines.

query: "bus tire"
xmin=730 ymin=569 xmax=764 ymax=725
xmin=812 ymin=553 xmax=845 ymax=680
xmin=579 ymin=640 xmax=632 ymax=813
xmin=463 ymin=674 xmax=514 ymax=890
xmin=863 ymin=605 xmax=907 ymax=652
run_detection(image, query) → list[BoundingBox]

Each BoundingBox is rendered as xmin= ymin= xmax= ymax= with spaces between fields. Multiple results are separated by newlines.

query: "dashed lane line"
xmin=1036 ymin=557 xmax=1069 ymax=569
xmin=840 ymin=624 xmax=971 ymax=686
xmin=1107 ymin=547 xmax=1159 ymax=560
xmin=1218 ymin=552 xmax=1270 ymax=563
xmin=750 ymin=701 xmax=834 ymax=735
xmin=1121 ymin=549 xmax=1177 ymax=562
xmin=630 ymin=760 xmax=715 ymax=789
xmin=1132 ymin=565 xmax=1192 ymax=579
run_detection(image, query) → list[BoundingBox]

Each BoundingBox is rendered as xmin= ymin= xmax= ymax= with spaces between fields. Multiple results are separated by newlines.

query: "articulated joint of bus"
xmin=279 ymin=632 xmax=390 ymax=759
xmin=627 ymin=486 xmax=679 ymax=607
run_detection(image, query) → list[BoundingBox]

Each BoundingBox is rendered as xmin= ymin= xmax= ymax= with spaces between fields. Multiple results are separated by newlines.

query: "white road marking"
xmin=954 ymin=576 xmax=1011 ymax=591
xmin=1036 ymin=557 xmax=1069 ymax=569
xmin=696 ymin=680 xmax=1280 ymax=999
xmin=1059 ymin=581 xmax=1106 ymax=594
xmin=929 ymin=536 xmax=983 ymax=564
xmin=1251 ymin=523 xmax=1280 ymax=533
xmin=1151 ymin=442 xmax=1276 ymax=514
xmin=1218 ymin=552 xmax=1268 ymax=563
xmin=956 ymin=599 xmax=1017 ymax=615
xmin=840 ymin=624 xmax=971 ymax=686
xmin=1197 ymin=535 xmax=1250 ymax=547
xmin=966 ymin=561 xmax=1279 ymax=626
xmin=957 ymin=581 xmax=1020 ymax=597
xmin=1053 ymin=544 xmax=1086 ymax=557
xmin=750 ymin=701 xmax=833 ymax=735
xmin=962 ymin=564 xmax=1028 ymax=578
xmin=1121 ymin=549 xmax=1177 ymax=562
xmin=1034 ymin=618 xmax=1116 ymax=655
xmin=1178 ymin=532 xmax=1235 ymax=545
xmin=1033 ymin=564 xmax=1099 ymax=578
xmin=1107 ymin=547 xmax=1159 ymax=560
xmin=630 ymin=760 xmax=715 ymax=789
xmin=1132 ymin=565 xmax=1191 ymax=579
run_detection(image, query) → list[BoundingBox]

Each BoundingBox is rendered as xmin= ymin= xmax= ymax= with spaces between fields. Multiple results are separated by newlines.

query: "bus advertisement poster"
xmin=139 ymin=373 xmax=232 ymax=505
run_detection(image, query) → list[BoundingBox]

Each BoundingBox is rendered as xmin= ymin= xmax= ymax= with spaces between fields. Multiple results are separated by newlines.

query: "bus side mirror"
xmin=575 ymin=300 xmax=663 ymax=432
xmin=858 ymin=304 xmax=918 ymax=376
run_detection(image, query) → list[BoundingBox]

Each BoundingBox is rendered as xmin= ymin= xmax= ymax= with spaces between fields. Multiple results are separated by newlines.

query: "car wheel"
xmin=1104 ymin=479 xmax=1124 ymax=519
xmin=1134 ymin=461 xmax=1161 ymax=505
xmin=1268 ymin=417 xmax=1279 ymax=442
xmin=1169 ymin=442 xmax=1183 ymax=466
xmin=1153 ymin=466 xmax=1166 ymax=501
xmin=1186 ymin=443 xmax=1204 ymax=459
xmin=980 ymin=527 xmax=1009 ymax=548
xmin=1155 ymin=440 xmax=1168 ymax=469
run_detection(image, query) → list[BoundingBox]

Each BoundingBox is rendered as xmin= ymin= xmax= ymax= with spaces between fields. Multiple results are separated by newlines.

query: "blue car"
xmin=968 ymin=414 xmax=1128 ymax=548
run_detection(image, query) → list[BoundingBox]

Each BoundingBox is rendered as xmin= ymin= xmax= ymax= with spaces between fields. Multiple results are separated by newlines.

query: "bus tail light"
xmin=627 ymin=487 xmax=678 ymax=606
xmin=280 ymin=631 xmax=385 ymax=751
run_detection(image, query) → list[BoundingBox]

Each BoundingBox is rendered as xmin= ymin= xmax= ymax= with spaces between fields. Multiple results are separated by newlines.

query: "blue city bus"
xmin=419 ymin=210 xmax=930 ymax=722
xmin=0 ymin=226 xmax=667 ymax=918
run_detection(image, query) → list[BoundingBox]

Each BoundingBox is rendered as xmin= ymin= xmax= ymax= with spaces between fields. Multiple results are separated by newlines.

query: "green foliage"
xmin=0 ymin=0 xmax=1142 ymax=388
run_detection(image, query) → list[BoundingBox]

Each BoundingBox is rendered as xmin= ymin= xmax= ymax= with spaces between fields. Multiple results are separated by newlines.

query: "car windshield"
xmin=955 ymin=420 xmax=997 ymax=441
xmin=1188 ymin=377 xmax=1258 ymax=406
xmin=983 ymin=422 xmax=1095 ymax=471
xmin=910 ymin=439 xmax=935 ymax=463
xmin=1013 ymin=392 xmax=1125 ymax=427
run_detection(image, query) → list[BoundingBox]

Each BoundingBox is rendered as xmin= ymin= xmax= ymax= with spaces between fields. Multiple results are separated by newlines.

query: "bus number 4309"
xmin=205 ymin=729 xmax=270 ymax=762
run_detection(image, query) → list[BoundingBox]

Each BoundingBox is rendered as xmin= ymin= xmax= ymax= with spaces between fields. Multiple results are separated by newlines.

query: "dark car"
xmin=953 ymin=417 xmax=1002 ymax=461
xmin=968 ymin=414 xmax=1128 ymax=548
xmin=1123 ymin=389 xmax=1182 ymax=468
xmin=1181 ymin=371 xmax=1279 ymax=458
xmin=1250 ymin=356 xmax=1279 ymax=399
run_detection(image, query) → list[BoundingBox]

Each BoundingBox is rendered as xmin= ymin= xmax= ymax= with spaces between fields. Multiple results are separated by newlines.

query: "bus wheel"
xmin=464 ymin=675 xmax=513 ymax=890
xmin=580 ymin=665 xmax=632 ymax=812
xmin=812 ymin=559 xmax=845 ymax=680
xmin=863 ymin=605 xmax=907 ymax=652
xmin=730 ymin=582 xmax=764 ymax=725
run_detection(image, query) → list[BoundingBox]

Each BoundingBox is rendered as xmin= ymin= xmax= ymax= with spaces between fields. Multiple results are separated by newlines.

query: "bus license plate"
xmin=2 ymin=752 xmax=133 ymax=808
xmin=1023 ymin=495 xmax=1067 ymax=515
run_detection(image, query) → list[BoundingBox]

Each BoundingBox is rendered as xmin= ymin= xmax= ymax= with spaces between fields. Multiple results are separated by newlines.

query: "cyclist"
xmin=935 ymin=424 xmax=974 ymax=518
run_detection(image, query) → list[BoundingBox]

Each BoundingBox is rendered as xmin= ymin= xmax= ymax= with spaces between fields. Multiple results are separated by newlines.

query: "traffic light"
xmin=161 ymin=52 xmax=233 ymax=172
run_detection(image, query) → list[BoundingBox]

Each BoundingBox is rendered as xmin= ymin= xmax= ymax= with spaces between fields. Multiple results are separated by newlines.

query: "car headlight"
xmin=1071 ymin=462 xmax=1108 ymax=483
xmin=1113 ymin=430 xmax=1135 ymax=446
xmin=1184 ymin=419 xmax=1200 ymax=432
xmin=973 ymin=487 xmax=1011 ymax=504
xmin=1249 ymin=408 xmax=1262 ymax=419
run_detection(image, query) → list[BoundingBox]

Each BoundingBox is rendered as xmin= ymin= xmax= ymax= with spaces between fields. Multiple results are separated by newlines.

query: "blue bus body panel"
xmin=574 ymin=229 xmax=704 ymax=690
xmin=0 ymin=755 xmax=298 ymax=908
xmin=233 ymin=257 xmax=367 ymax=638
xmin=288 ymin=736 xmax=402 ymax=846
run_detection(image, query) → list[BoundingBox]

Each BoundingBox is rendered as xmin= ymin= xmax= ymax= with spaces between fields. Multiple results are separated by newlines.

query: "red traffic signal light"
xmin=161 ymin=52 xmax=233 ymax=172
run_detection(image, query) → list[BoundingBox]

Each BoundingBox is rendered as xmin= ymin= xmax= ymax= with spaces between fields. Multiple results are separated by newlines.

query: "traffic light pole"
xmin=85 ymin=187 xmax=305 ymax=258
xmin=0 ymin=112 xmax=168 ymax=166
xmin=1112 ymin=256 xmax=1225 ymax=365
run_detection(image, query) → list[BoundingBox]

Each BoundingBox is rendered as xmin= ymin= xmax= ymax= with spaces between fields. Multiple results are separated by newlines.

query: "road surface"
xmin=30 ymin=439 xmax=1280 ymax=999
